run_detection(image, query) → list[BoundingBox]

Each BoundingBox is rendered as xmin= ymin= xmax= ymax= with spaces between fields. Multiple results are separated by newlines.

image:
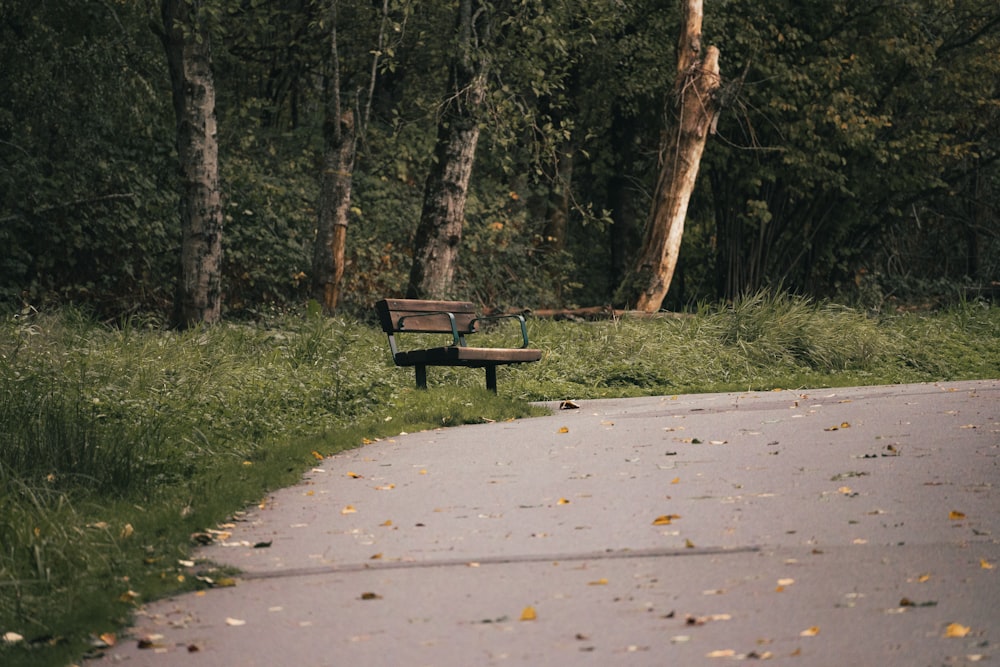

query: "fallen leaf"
xmin=346 ymin=471 xmax=363 ymax=478
xmin=684 ymin=538 xmax=696 ymax=548
xmin=778 ymin=578 xmax=795 ymax=586
xmin=120 ymin=523 xmax=134 ymax=539
xmin=557 ymin=498 xmax=570 ymax=505
xmin=950 ymin=510 xmax=966 ymax=520
xmin=800 ymin=626 xmax=820 ymax=637
xmin=709 ymin=440 xmax=728 ymax=445
xmin=981 ymin=559 xmax=995 ymax=570
xmin=944 ymin=623 xmax=971 ymax=638
xmin=653 ymin=514 xmax=681 ymax=525
xmin=520 ymin=606 xmax=537 ymax=621
xmin=707 ymin=649 xmax=736 ymax=658
xmin=310 ymin=450 xmax=324 ymax=460
xmin=375 ymin=483 xmax=395 ymax=490
xmin=559 ymin=400 xmax=580 ymax=410
xmin=380 ymin=519 xmax=393 ymax=527
xmin=671 ymin=477 xmax=680 ymax=484
xmin=917 ymin=574 xmax=932 ymax=583
xmin=558 ymin=426 xmax=570 ymax=434
xmin=588 ymin=578 xmax=609 ymax=586
xmin=3 ymin=632 xmax=24 ymax=644
xmin=341 ymin=505 xmax=357 ymax=514
xmin=360 ymin=592 xmax=382 ymax=600
xmin=225 ymin=618 xmax=246 ymax=626
xmin=838 ymin=486 xmax=853 ymax=495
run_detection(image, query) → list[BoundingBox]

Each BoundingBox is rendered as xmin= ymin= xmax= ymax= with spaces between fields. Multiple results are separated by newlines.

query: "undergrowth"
xmin=1 ymin=293 xmax=997 ymax=666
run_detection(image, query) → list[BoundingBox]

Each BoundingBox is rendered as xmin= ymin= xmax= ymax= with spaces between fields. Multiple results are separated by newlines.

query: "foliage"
xmin=1 ymin=0 xmax=997 ymax=318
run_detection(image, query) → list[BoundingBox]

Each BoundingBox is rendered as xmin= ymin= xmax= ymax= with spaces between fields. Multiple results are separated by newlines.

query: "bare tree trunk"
xmin=616 ymin=0 xmax=721 ymax=312
xmin=312 ymin=110 xmax=355 ymax=314
xmin=311 ymin=0 xmax=391 ymax=313
xmin=311 ymin=0 xmax=354 ymax=314
xmin=406 ymin=0 xmax=487 ymax=300
xmin=161 ymin=0 xmax=223 ymax=328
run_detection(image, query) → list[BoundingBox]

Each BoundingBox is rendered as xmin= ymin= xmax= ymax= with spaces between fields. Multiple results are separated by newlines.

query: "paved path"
xmin=89 ymin=381 xmax=999 ymax=666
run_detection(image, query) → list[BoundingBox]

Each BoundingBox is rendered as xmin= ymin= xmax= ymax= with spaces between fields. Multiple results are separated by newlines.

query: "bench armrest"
xmin=398 ymin=311 xmax=461 ymax=346
xmin=472 ymin=313 xmax=530 ymax=349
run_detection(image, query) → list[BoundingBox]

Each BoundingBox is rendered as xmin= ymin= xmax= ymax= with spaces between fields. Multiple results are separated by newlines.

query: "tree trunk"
xmin=615 ymin=0 xmax=720 ymax=312
xmin=311 ymin=0 xmax=355 ymax=315
xmin=406 ymin=0 xmax=487 ymax=300
xmin=312 ymin=111 xmax=355 ymax=314
xmin=161 ymin=0 xmax=223 ymax=328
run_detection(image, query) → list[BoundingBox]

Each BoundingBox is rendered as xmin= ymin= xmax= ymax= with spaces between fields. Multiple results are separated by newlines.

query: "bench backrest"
xmin=375 ymin=299 xmax=478 ymax=335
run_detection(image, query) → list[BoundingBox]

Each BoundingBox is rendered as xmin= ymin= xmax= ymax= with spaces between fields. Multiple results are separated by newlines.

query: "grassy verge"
xmin=1 ymin=294 xmax=997 ymax=666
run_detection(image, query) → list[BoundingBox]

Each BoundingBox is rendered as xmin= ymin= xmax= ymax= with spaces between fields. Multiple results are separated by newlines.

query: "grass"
xmin=1 ymin=293 xmax=998 ymax=666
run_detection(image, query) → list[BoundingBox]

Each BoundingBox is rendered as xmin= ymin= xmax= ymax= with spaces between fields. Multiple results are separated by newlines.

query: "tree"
xmin=615 ymin=0 xmax=720 ymax=311
xmin=406 ymin=0 xmax=489 ymax=299
xmin=160 ymin=0 xmax=224 ymax=327
xmin=312 ymin=0 xmax=399 ymax=314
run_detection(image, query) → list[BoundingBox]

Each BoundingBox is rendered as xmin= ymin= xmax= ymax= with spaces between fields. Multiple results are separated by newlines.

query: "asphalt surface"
xmin=88 ymin=380 xmax=999 ymax=666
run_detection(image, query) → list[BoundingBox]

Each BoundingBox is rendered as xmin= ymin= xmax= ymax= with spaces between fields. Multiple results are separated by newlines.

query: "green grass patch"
xmin=1 ymin=294 xmax=997 ymax=666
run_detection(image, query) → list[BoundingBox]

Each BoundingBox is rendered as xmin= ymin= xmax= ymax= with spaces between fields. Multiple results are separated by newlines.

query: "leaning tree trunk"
xmin=616 ymin=0 xmax=721 ymax=312
xmin=161 ymin=0 xmax=223 ymax=328
xmin=406 ymin=0 xmax=486 ymax=300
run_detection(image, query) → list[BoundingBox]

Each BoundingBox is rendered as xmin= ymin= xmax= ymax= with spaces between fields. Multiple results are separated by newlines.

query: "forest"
xmin=2 ymin=0 xmax=998 ymax=323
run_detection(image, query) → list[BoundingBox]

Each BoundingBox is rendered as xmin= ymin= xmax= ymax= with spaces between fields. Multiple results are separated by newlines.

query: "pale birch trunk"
xmin=161 ymin=0 xmax=223 ymax=327
xmin=617 ymin=0 xmax=721 ymax=312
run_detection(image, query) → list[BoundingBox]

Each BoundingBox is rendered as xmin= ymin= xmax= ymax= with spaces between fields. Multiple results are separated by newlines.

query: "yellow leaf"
xmin=520 ymin=606 xmax=537 ymax=621
xmin=380 ymin=520 xmax=393 ymax=527
xmin=558 ymin=426 xmax=570 ymax=434
xmin=588 ymin=578 xmax=609 ymax=586
xmin=707 ymin=650 xmax=736 ymax=658
xmin=671 ymin=477 xmax=681 ymax=484
xmin=917 ymin=574 xmax=932 ymax=583
xmin=120 ymin=523 xmax=134 ymax=539
xmin=225 ymin=617 xmax=246 ymax=627
xmin=310 ymin=450 xmax=324 ymax=460
xmin=838 ymin=486 xmax=853 ymax=494
xmin=419 ymin=469 xmax=428 ymax=475
xmin=653 ymin=514 xmax=681 ymax=525
xmin=361 ymin=438 xmax=373 ymax=445
xmin=347 ymin=471 xmax=362 ymax=478
xmin=950 ymin=510 xmax=966 ymax=520
xmin=800 ymin=626 xmax=820 ymax=637
xmin=370 ymin=553 xmax=383 ymax=560
xmin=557 ymin=498 xmax=570 ymax=505
xmin=375 ymin=483 xmax=395 ymax=490
xmin=685 ymin=538 xmax=696 ymax=548
xmin=341 ymin=505 xmax=357 ymax=514
xmin=981 ymin=559 xmax=995 ymax=570
xmin=944 ymin=623 xmax=971 ymax=638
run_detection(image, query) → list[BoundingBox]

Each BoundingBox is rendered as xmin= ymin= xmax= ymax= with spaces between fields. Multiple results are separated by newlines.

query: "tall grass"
xmin=1 ymin=294 xmax=997 ymax=666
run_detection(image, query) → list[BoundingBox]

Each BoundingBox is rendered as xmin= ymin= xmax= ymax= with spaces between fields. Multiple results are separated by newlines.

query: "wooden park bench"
xmin=375 ymin=299 xmax=542 ymax=393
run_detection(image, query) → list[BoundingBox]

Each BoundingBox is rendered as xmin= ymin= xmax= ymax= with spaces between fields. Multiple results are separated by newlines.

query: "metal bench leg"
xmin=415 ymin=365 xmax=427 ymax=389
xmin=485 ymin=366 xmax=497 ymax=393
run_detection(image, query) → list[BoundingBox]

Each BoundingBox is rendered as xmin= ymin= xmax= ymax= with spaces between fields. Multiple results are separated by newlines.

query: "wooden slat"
xmin=375 ymin=299 xmax=477 ymax=334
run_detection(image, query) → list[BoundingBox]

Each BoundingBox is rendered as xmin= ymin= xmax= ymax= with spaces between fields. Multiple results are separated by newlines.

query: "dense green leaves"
xmin=1 ymin=0 xmax=997 ymax=316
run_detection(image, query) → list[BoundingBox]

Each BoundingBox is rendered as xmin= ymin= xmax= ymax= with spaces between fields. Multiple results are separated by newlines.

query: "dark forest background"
xmin=2 ymin=0 xmax=997 ymax=319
